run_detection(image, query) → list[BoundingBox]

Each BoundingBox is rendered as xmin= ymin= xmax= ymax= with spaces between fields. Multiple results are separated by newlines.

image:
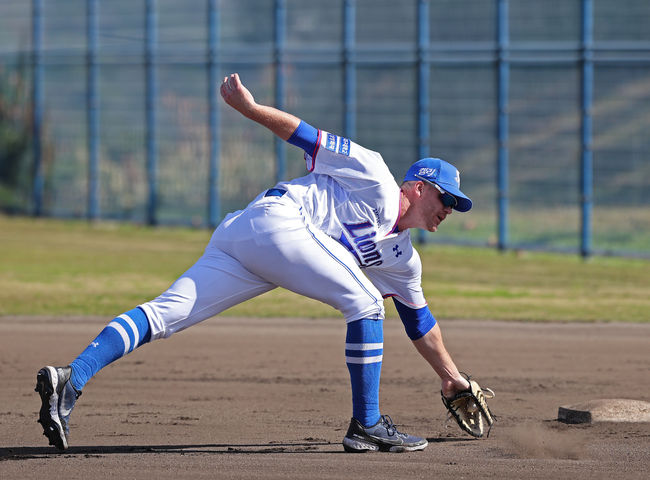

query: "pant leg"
xmin=140 ymin=248 xmax=275 ymax=340
xmin=211 ymin=196 xmax=385 ymax=323
xmin=142 ymin=194 xmax=384 ymax=339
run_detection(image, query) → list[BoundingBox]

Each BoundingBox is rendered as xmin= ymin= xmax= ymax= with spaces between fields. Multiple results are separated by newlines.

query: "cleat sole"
xmin=342 ymin=437 xmax=380 ymax=453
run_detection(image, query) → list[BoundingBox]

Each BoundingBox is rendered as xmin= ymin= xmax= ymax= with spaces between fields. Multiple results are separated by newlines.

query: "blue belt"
xmin=264 ymin=188 xmax=287 ymax=197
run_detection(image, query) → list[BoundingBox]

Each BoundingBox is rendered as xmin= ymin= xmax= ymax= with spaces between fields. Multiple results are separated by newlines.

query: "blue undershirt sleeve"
xmin=392 ymin=298 xmax=437 ymax=341
xmin=287 ymin=120 xmax=319 ymax=154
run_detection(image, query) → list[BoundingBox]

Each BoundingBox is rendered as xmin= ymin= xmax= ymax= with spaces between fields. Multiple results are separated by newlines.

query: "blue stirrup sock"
xmin=346 ymin=318 xmax=383 ymax=428
xmin=69 ymin=307 xmax=152 ymax=391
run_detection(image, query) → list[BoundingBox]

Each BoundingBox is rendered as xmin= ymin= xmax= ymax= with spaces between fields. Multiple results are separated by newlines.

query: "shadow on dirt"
xmin=427 ymin=437 xmax=477 ymax=443
xmin=0 ymin=441 xmax=341 ymax=460
xmin=2 ymin=437 xmax=476 ymax=459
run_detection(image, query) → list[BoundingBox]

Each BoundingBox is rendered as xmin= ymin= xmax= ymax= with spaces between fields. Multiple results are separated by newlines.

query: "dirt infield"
xmin=1 ymin=316 xmax=649 ymax=479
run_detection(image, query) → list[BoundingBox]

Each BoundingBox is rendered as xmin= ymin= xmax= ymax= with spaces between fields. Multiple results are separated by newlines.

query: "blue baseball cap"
xmin=403 ymin=158 xmax=472 ymax=212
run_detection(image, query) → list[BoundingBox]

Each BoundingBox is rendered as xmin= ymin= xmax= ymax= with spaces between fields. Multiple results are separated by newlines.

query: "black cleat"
xmin=35 ymin=366 xmax=81 ymax=450
xmin=342 ymin=415 xmax=428 ymax=453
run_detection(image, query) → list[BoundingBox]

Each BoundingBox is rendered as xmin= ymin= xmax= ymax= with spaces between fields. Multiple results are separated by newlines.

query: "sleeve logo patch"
xmin=325 ymin=133 xmax=338 ymax=152
xmin=324 ymin=133 xmax=350 ymax=155
xmin=337 ymin=137 xmax=350 ymax=156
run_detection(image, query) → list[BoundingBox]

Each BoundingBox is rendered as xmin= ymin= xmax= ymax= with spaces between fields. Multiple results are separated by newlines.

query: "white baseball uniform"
xmin=140 ymin=129 xmax=427 ymax=340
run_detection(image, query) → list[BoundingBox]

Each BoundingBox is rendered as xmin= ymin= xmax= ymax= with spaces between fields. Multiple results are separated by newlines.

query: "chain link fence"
xmin=0 ymin=0 xmax=648 ymax=256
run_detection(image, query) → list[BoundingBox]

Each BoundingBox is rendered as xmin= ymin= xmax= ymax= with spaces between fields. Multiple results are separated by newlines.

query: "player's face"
xmin=419 ymin=182 xmax=454 ymax=232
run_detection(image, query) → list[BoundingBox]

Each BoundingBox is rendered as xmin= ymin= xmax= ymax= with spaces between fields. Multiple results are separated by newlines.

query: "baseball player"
xmin=36 ymin=73 xmax=475 ymax=453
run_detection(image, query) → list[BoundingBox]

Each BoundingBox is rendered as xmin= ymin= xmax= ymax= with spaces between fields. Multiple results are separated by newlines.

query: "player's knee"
xmin=343 ymin=301 xmax=385 ymax=323
xmin=141 ymin=276 xmax=198 ymax=339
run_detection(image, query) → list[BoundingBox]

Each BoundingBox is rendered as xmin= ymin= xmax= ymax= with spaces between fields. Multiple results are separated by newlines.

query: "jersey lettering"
xmin=356 ymin=240 xmax=376 ymax=253
xmin=342 ymin=222 xmax=383 ymax=267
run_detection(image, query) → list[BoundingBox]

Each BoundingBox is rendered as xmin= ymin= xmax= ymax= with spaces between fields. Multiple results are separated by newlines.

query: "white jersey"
xmin=143 ymin=129 xmax=427 ymax=339
xmin=275 ymin=131 xmax=427 ymax=309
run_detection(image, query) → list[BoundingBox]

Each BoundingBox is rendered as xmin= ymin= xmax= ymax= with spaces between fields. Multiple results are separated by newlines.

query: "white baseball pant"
xmin=140 ymin=193 xmax=385 ymax=340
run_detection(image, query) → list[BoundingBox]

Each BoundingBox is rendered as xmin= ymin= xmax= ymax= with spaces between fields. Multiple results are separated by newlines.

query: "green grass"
xmin=424 ymin=205 xmax=650 ymax=253
xmin=1 ymin=214 xmax=648 ymax=322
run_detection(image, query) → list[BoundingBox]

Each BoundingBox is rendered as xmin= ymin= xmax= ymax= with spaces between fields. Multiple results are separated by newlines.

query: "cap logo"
xmin=454 ymin=169 xmax=460 ymax=187
xmin=418 ymin=167 xmax=437 ymax=178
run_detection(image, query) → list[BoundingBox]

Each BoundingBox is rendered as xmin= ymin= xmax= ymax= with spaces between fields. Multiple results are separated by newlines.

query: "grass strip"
xmin=1 ymin=215 xmax=648 ymax=322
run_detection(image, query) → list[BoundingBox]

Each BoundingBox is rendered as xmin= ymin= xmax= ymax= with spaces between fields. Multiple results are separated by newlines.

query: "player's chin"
xmin=428 ymin=218 xmax=446 ymax=232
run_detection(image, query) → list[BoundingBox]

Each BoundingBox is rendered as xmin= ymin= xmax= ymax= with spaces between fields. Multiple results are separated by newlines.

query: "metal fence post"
xmin=497 ymin=0 xmax=510 ymax=251
xmin=87 ymin=0 xmax=99 ymax=220
xmin=274 ymin=0 xmax=286 ymax=182
xmin=207 ymin=0 xmax=220 ymax=227
xmin=580 ymin=0 xmax=594 ymax=258
xmin=416 ymin=0 xmax=430 ymax=245
xmin=145 ymin=0 xmax=158 ymax=225
xmin=31 ymin=0 xmax=44 ymax=216
xmin=417 ymin=0 xmax=430 ymax=161
xmin=343 ymin=0 xmax=356 ymax=139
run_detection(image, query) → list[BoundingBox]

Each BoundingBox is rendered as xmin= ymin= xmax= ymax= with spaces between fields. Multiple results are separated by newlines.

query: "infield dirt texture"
xmin=1 ymin=316 xmax=649 ymax=479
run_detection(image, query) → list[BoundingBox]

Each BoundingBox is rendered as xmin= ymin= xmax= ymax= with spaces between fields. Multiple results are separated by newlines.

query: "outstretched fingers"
xmin=220 ymin=73 xmax=235 ymax=98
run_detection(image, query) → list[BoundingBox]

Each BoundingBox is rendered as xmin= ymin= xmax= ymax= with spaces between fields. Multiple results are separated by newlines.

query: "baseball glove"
xmin=441 ymin=373 xmax=495 ymax=438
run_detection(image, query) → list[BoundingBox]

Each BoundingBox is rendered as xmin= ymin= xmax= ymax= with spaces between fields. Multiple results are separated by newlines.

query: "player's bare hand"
xmin=441 ymin=375 xmax=471 ymax=398
xmin=220 ymin=73 xmax=256 ymax=116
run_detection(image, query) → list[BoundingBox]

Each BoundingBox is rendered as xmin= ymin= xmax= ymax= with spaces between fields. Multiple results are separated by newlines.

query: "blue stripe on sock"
xmin=125 ymin=307 xmax=151 ymax=346
xmin=345 ymin=349 xmax=383 ymax=358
